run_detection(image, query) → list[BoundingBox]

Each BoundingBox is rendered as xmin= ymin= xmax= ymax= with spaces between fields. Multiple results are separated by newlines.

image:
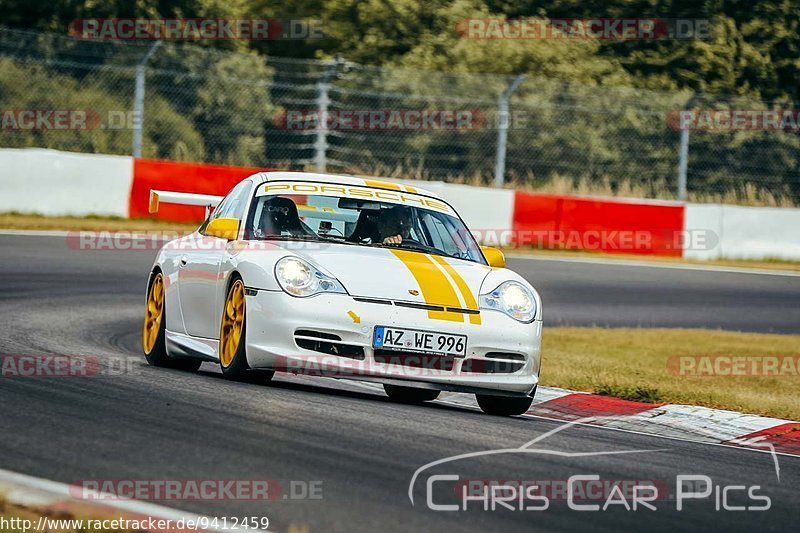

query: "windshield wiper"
xmin=396 ymin=242 xmax=440 ymax=255
xmin=334 ymin=239 xmax=478 ymax=263
xmin=371 ymin=241 xmax=466 ymax=260
xmin=259 ymin=234 xmax=365 ymax=247
xmin=260 ymin=234 xmax=331 ymax=242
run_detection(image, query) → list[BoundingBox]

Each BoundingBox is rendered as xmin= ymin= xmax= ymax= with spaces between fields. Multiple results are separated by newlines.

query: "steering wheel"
xmin=383 ymin=236 xmax=423 ymax=246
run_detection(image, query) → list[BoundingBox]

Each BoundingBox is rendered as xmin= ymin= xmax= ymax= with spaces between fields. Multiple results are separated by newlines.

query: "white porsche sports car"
xmin=143 ymin=172 xmax=542 ymax=415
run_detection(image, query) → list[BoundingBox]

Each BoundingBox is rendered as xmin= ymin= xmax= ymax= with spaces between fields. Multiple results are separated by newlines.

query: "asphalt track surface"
xmin=1 ymin=233 xmax=798 ymax=532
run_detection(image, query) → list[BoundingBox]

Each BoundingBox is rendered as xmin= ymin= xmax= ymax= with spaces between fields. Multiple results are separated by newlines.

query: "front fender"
xmin=223 ymin=245 xmax=287 ymax=292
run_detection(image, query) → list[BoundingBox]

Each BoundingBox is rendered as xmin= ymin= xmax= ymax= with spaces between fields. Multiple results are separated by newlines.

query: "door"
xmin=178 ymin=180 xmax=252 ymax=339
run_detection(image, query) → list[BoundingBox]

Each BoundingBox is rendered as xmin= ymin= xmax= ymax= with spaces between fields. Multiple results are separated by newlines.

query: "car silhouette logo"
xmin=408 ymin=289 xmax=420 ymax=296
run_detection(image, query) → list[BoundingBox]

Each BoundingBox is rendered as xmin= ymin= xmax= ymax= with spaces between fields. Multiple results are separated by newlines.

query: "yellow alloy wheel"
xmin=143 ymin=273 xmax=165 ymax=353
xmin=219 ymin=279 xmax=245 ymax=368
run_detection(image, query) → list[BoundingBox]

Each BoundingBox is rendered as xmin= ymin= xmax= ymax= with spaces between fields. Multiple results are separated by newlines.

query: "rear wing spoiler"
xmin=149 ymin=190 xmax=223 ymax=217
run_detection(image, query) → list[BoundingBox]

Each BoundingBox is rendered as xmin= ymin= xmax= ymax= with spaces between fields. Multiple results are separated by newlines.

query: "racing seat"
xmin=258 ymin=197 xmax=313 ymax=237
xmin=347 ymin=210 xmax=380 ymax=243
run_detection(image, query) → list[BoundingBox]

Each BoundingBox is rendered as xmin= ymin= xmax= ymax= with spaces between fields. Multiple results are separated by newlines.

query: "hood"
xmin=292 ymin=244 xmax=492 ymax=310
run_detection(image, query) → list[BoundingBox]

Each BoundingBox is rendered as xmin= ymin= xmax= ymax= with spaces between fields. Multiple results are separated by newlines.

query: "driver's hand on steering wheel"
xmin=382 ymin=234 xmax=403 ymax=245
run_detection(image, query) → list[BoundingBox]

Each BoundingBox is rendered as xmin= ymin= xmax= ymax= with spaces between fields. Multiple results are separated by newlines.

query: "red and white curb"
xmin=0 ymin=468 xmax=242 ymax=532
xmin=446 ymin=387 xmax=800 ymax=458
xmin=301 ymin=377 xmax=800 ymax=458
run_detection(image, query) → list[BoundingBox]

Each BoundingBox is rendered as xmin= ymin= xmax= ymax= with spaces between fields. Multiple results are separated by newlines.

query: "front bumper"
xmin=245 ymin=289 xmax=541 ymax=396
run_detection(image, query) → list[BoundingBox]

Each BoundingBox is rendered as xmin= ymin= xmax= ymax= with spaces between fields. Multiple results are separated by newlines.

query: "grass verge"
xmin=543 ymin=327 xmax=800 ymax=420
xmin=506 ymin=248 xmax=800 ymax=272
xmin=0 ymin=212 xmax=197 ymax=232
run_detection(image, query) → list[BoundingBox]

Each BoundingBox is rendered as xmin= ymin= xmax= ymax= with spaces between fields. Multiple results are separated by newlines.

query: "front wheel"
xmin=143 ymin=271 xmax=201 ymax=372
xmin=219 ymin=277 xmax=274 ymax=384
xmin=384 ymin=384 xmax=440 ymax=404
xmin=476 ymin=394 xmax=533 ymax=416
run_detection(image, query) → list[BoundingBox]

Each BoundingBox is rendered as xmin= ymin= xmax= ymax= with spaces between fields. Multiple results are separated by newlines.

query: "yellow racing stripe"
xmin=390 ymin=250 xmax=463 ymax=322
xmin=363 ymin=179 xmax=418 ymax=194
xmin=364 ymin=179 xmax=402 ymax=191
xmin=430 ymin=255 xmax=482 ymax=325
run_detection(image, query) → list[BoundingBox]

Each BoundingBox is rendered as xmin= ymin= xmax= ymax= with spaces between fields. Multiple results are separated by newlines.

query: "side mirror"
xmin=481 ymin=246 xmax=506 ymax=268
xmin=205 ymin=217 xmax=240 ymax=240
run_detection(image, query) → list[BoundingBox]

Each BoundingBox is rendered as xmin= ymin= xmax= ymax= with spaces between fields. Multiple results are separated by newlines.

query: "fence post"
xmin=677 ymin=126 xmax=689 ymax=201
xmin=132 ymin=40 xmax=162 ymax=158
xmin=677 ymin=94 xmax=698 ymax=201
xmin=494 ymin=74 xmax=526 ymax=188
xmin=314 ymin=58 xmax=342 ymax=173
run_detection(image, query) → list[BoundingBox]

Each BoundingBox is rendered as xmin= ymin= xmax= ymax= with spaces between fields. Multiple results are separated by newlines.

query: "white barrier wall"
xmin=0 ymin=148 xmax=133 ymax=217
xmin=397 ymin=178 xmax=515 ymax=234
xmin=684 ymin=203 xmax=800 ymax=260
xmin=2 ymin=148 xmax=799 ymax=260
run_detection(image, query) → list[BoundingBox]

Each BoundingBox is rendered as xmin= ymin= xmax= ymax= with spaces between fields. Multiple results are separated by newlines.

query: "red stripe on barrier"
xmin=130 ymin=159 xmax=273 ymax=222
xmin=510 ymin=193 xmax=562 ymax=248
xmin=130 ymin=157 xmax=685 ymax=257
xmin=512 ymin=192 xmax=685 ymax=256
xmin=726 ymin=423 xmax=800 ymax=456
xmin=532 ymin=393 xmax=662 ymax=421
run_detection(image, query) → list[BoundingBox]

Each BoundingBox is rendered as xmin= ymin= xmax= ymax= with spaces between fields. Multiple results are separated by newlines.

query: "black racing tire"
xmin=384 ymin=384 xmax=440 ymax=404
xmin=143 ymin=271 xmax=201 ymax=372
xmin=476 ymin=394 xmax=533 ymax=416
xmin=219 ymin=276 xmax=274 ymax=384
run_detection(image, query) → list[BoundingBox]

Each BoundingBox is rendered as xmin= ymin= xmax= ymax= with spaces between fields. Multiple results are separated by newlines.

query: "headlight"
xmin=479 ymin=281 xmax=537 ymax=322
xmin=274 ymin=256 xmax=347 ymax=297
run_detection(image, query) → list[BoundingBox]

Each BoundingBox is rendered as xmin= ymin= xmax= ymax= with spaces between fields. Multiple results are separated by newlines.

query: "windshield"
xmin=244 ymin=184 xmax=486 ymax=264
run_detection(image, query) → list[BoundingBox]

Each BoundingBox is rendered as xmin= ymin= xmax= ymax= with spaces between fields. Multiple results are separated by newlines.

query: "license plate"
xmin=373 ymin=326 xmax=467 ymax=358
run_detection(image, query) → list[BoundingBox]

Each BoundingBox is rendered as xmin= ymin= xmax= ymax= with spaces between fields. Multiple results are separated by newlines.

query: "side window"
xmin=421 ymin=212 xmax=458 ymax=256
xmin=420 ymin=211 xmax=480 ymax=261
xmin=199 ymin=181 xmax=252 ymax=234
xmin=214 ymin=181 xmax=252 ymax=220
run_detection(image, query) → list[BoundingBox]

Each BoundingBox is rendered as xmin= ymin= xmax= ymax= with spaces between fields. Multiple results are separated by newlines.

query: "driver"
xmin=376 ymin=206 xmax=412 ymax=245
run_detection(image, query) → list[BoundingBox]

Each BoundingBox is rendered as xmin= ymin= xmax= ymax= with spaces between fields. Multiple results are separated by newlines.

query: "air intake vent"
xmin=461 ymin=359 xmax=523 ymax=374
xmin=295 ymin=338 xmax=365 ymax=360
xmin=295 ymin=329 xmax=341 ymax=341
xmin=484 ymin=352 xmax=526 ymax=362
xmin=293 ymin=330 xmax=363 ymax=360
